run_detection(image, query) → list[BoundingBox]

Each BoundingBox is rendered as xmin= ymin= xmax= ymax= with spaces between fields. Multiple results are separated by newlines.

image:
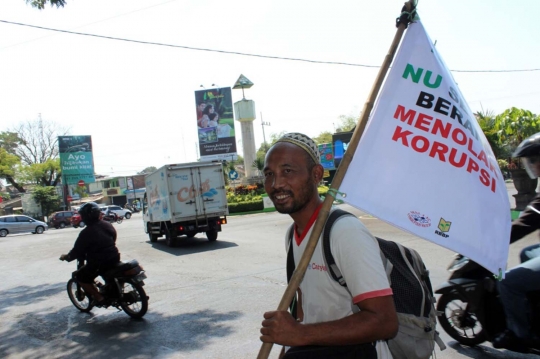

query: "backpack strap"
xmin=322 ymin=208 xmax=356 ymax=287
xmin=286 ymin=224 xmax=297 ymax=319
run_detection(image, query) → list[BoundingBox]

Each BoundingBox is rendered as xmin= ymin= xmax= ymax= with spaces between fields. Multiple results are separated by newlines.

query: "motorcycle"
xmin=102 ymin=212 xmax=123 ymax=224
xmin=435 ymin=253 xmax=540 ymax=353
xmin=64 ymin=257 xmax=149 ymax=319
xmin=125 ymin=204 xmax=141 ymax=213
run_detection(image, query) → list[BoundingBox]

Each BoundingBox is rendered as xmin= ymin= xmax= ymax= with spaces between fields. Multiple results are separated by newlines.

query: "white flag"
xmin=340 ymin=21 xmax=511 ymax=276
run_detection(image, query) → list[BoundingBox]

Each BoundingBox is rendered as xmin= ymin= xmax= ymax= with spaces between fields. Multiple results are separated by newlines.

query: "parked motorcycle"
xmin=64 ymin=257 xmax=149 ymax=318
xmin=435 ymin=254 xmax=540 ymax=353
xmin=102 ymin=212 xmax=123 ymax=224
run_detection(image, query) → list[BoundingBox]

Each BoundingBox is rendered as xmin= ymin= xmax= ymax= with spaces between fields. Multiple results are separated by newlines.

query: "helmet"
xmin=513 ymin=132 xmax=540 ymax=179
xmin=78 ymin=202 xmax=102 ymax=225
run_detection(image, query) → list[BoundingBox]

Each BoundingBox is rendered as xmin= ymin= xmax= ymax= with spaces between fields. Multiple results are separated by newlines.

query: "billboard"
xmin=332 ymin=131 xmax=353 ymax=168
xmin=318 ymin=143 xmax=335 ymax=170
xmin=195 ymin=87 xmax=237 ymax=161
xmin=58 ymin=135 xmax=96 ymax=185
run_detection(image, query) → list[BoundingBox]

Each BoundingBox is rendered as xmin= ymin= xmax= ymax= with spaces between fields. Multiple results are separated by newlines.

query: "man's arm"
xmin=511 ymin=194 xmax=540 ymax=243
xmin=261 ymin=295 xmax=397 ymax=346
xmin=65 ymin=232 xmax=88 ymax=261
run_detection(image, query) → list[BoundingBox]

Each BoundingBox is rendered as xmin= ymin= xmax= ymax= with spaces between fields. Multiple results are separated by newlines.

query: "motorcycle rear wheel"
xmin=437 ymin=292 xmax=487 ymax=346
xmin=116 ymin=217 xmax=123 ymax=224
xmin=120 ymin=281 xmax=148 ymax=319
xmin=67 ymin=278 xmax=94 ymax=312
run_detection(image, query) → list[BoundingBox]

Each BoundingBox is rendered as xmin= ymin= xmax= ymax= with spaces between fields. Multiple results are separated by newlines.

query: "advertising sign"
xmin=195 ymin=87 xmax=237 ymax=161
xmin=332 ymin=131 xmax=353 ymax=168
xmin=58 ymin=135 xmax=96 ymax=185
xmin=318 ymin=143 xmax=335 ymax=170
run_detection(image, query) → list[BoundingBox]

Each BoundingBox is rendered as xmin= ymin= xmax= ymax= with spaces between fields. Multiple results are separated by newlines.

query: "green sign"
xmin=58 ymin=136 xmax=96 ymax=185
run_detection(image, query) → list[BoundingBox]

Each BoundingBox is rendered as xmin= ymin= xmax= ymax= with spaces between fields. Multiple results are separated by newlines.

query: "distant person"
xmin=196 ymin=102 xmax=206 ymax=127
xmin=59 ymin=202 xmax=121 ymax=307
xmin=207 ymin=112 xmax=219 ymax=127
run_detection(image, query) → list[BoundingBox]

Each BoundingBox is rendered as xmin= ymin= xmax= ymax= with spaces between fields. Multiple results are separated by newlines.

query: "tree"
xmin=73 ymin=185 xmax=88 ymax=199
xmin=313 ymin=131 xmax=333 ymax=145
xmin=252 ymin=157 xmax=265 ymax=176
xmin=335 ymin=115 xmax=357 ymax=133
xmin=2 ymin=117 xmax=69 ymax=188
xmin=0 ymin=148 xmax=25 ymax=193
xmin=26 ymin=0 xmax=66 ymax=9
xmin=138 ymin=166 xmax=157 ymax=175
xmin=31 ymin=185 xmax=61 ymax=217
xmin=269 ymin=131 xmax=287 ymax=144
xmin=495 ymin=108 xmax=540 ymax=152
xmin=475 ymin=109 xmax=509 ymax=159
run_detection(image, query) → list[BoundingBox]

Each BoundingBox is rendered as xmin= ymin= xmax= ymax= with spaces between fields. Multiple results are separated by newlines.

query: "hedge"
xmin=228 ymin=200 xmax=264 ymax=213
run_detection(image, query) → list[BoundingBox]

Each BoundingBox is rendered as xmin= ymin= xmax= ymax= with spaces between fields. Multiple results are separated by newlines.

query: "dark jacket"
xmin=511 ymin=193 xmax=540 ymax=243
xmin=67 ymin=220 xmax=120 ymax=264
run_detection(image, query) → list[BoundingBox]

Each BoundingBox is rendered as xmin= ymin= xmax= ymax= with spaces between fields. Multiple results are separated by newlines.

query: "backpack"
xmin=286 ymin=208 xmax=446 ymax=359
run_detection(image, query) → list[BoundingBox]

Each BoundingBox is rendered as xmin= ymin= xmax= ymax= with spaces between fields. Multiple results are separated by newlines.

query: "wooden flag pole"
xmin=257 ymin=1 xmax=416 ymax=358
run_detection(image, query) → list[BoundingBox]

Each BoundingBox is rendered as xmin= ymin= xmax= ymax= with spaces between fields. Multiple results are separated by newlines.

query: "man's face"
xmin=263 ymin=143 xmax=318 ymax=214
xmin=198 ymin=103 xmax=206 ymax=111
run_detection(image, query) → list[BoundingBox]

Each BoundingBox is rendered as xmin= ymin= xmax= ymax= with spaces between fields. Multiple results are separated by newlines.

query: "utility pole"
xmin=261 ymin=112 xmax=270 ymax=151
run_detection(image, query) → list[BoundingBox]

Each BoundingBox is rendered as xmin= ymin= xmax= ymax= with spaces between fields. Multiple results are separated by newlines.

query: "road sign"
xmin=78 ymin=180 xmax=85 ymax=187
xmin=67 ymin=195 xmax=73 ymax=202
xmin=228 ymin=170 xmax=239 ymax=180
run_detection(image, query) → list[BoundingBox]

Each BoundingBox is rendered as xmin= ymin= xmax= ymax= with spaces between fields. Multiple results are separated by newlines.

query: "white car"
xmin=100 ymin=205 xmax=132 ymax=219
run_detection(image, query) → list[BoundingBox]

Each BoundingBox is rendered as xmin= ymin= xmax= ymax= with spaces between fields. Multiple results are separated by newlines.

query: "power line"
xmin=1 ymin=19 xmax=538 ymax=73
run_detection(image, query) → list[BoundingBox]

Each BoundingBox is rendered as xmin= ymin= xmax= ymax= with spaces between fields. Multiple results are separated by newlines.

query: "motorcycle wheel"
xmin=120 ymin=281 xmax=148 ymax=319
xmin=67 ymin=278 xmax=94 ymax=312
xmin=116 ymin=217 xmax=123 ymax=224
xmin=437 ymin=292 xmax=487 ymax=346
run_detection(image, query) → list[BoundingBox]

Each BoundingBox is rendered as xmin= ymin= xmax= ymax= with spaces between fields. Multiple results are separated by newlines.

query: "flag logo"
xmin=407 ymin=211 xmax=431 ymax=228
xmin=435 ymin=218 xmax=452 ymax=238
xmin=438 ymin=218 xmax=452 ymax=233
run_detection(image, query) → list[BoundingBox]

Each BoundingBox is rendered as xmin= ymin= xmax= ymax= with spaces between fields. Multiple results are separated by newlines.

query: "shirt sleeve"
xmin=67 ymin=230 xmax=88 ymax=261
xmin=329 ymin=215 xmax=392 ymax=304
xmin=511 ymin=193 xmax=540 ymax=243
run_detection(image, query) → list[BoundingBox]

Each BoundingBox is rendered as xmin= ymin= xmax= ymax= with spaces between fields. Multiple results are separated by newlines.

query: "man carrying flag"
xmin=260 ymin=133 xmax=397 ymax=359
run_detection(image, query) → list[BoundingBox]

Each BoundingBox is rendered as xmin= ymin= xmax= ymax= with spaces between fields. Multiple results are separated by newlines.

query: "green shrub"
xmin=228 ymin=201 xmax=264 ymax=213
xmin=318 ymin=185 xmax=329 ymax=196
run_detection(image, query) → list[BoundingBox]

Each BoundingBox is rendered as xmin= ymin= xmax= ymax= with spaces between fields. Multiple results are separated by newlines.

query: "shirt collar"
xmin=294 ymin=203 xmax=323 ymax=246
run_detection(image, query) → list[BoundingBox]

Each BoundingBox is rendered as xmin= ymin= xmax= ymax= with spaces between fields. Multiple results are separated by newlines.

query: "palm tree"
xmin=475 ymin=109 xmax=507 ymax=159
xmin=26 ymin=0 xmax=66 ymax=9
xmin=252 ymin=157 xmax=265 ymax=177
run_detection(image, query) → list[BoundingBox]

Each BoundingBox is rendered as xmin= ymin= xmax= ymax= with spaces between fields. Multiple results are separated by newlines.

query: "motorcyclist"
xmin=59 ymin=202 xmax=121 ymax=306
xmin=104 ymin=208 xmax=117 ymax=222
xmin=494 ymin=132 xmax=540 ymax=351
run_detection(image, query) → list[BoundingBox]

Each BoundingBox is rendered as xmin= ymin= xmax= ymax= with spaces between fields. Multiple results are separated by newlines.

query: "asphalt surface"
xmin=0 ymin=184 xmax=538 ymax=359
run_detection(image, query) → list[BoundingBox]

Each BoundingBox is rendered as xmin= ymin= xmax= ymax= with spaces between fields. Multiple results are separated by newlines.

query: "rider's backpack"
xmin=286 ymin=208 xmax=446 ymax=359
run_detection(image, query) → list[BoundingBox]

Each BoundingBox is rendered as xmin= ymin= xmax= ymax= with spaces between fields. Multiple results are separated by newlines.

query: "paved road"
xmin=0 ymin=193 xmax=537 ymax=359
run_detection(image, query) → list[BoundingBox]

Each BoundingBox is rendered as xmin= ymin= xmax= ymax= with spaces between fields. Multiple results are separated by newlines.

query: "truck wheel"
xmin=166 ymin=230 xmax=177 ymax=247
xmin=206 ymin=230 xmax=218 ymax=242
xmin=148 ymin=232 xmax=158 ymax=242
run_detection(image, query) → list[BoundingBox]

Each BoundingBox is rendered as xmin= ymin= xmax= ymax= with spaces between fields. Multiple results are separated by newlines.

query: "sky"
xmin=0 ymin=0 xmax=539 ymax=177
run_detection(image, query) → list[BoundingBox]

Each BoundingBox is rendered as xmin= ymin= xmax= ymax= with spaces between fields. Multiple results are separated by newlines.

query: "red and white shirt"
xmin=287 ymin=206 xmax=393 ymax=358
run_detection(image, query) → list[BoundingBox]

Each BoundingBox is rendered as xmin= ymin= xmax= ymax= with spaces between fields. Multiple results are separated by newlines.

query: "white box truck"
xmin=142 ymin=162 xmax=228 ymax=246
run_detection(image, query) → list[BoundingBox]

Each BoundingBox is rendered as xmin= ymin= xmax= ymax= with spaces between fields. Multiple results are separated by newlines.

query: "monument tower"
xmin=233 ymin=74 xmax=257 ymax=179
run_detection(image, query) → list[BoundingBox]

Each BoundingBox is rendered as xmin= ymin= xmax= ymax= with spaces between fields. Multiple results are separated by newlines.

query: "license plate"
xmin=134 ymin=272 xmax=147 ymax=282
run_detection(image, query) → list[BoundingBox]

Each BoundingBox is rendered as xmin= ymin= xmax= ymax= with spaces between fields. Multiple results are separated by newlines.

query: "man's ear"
xmin=312 ymin=164 xmax=324 ymax=183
